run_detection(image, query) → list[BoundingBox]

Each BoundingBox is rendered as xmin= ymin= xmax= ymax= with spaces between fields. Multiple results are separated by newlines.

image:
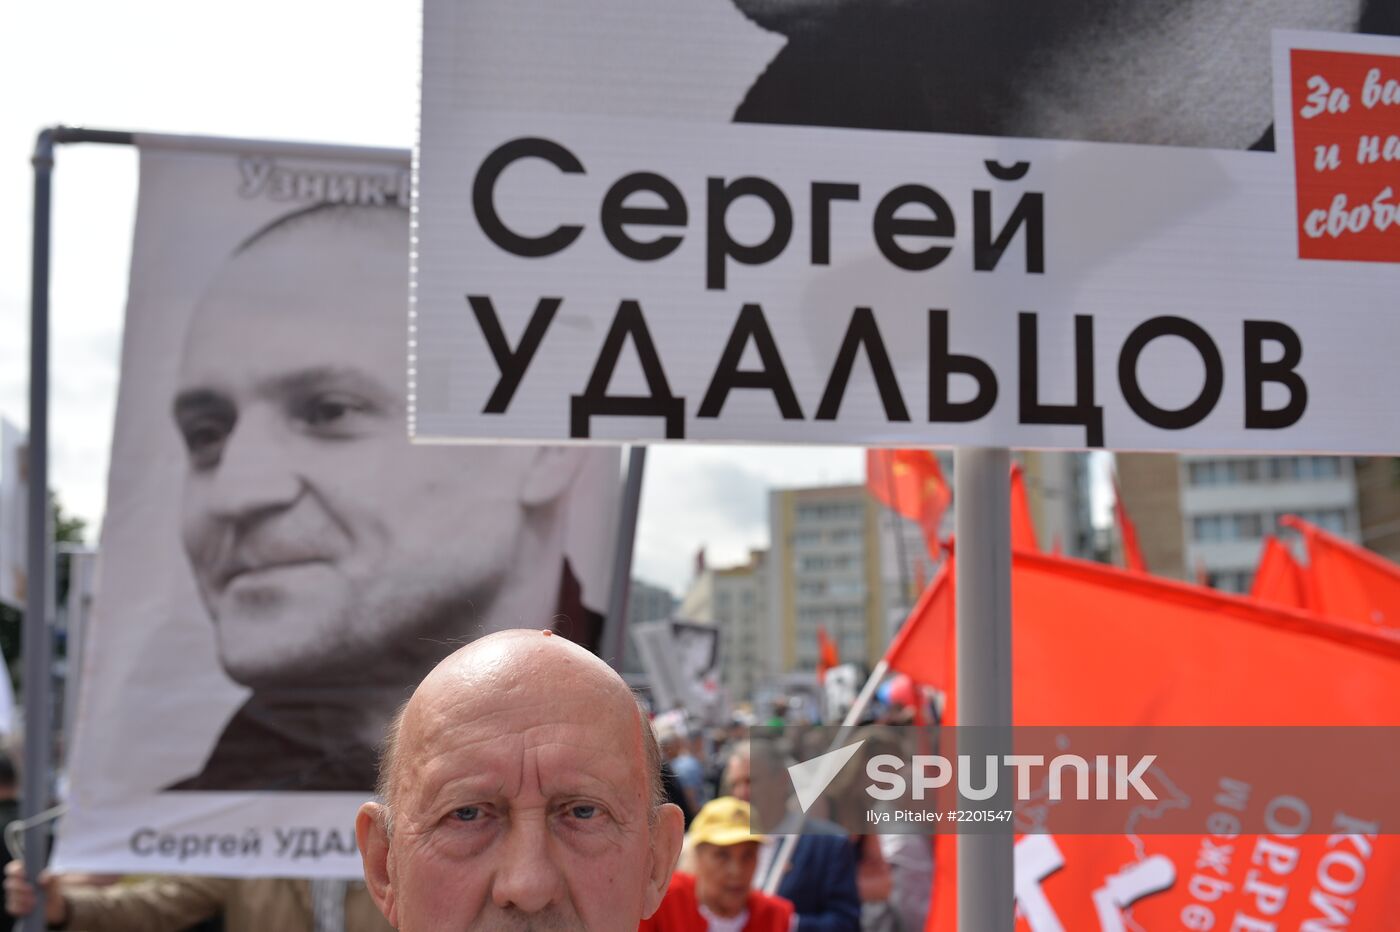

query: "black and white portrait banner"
xmin=53 ymin=136 xmax=619 ymax=877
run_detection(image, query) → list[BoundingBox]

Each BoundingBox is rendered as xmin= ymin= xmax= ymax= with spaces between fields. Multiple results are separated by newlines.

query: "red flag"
xmin=866 ymin=449 xmax=950 ymax=560
xmin=1111 ymin=472 xmax=1147 ymax=573
xmin=1284 ymin=515 xmax=1400 ymax=629
xmin=885 ymin=550 xmax=1400 ymax=931
xmin=816 ymin=626 xmax=838 ymax=684
xmin=1250 ymin=534 xmax=1306 ymax=610
xmin=1009 ymin=462 xmax=1038 ymax=552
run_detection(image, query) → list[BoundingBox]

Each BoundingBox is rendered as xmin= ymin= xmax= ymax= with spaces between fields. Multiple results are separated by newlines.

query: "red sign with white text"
xmin=1289 ymin=49 xmax=1400 ymax=263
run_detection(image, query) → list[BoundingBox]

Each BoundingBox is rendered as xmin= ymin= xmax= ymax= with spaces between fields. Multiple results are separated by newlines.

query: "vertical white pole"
xmin=954 ymin=447 xmax=1014 ymax=932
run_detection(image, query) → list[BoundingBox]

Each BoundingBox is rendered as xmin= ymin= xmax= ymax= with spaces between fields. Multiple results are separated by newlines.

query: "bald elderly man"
xmin=356 ymin=629 xmax=686 ymax=929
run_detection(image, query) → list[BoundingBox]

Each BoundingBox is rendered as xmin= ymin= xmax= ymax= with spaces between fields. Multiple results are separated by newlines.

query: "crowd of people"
xmin=2 ymin=629 xmax=934 ymax=931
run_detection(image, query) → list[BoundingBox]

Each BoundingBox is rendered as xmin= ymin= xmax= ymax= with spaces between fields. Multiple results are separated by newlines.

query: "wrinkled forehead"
xmin=399 ymin=638 xmax=650 ymax=799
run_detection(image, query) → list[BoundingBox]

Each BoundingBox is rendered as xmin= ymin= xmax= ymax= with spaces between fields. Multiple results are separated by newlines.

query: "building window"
xmin=1192 ymin=513 xmax=1266 ymax=542
xmin=796 ymin=501 xmax=864 ymax=522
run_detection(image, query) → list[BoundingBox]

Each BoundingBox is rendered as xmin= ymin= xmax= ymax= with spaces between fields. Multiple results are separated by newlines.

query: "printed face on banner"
xmin=170 ymin=206 xmax=574 ymax=691
xmin=413 ymin=0 xmax=1400 ymax=454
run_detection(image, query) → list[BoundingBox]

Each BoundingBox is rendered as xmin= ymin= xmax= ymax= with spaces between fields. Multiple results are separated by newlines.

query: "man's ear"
xmin=355 ymin=802 xmax=399 ymax=927
xmin=643 ymin=802 xmax=686 ymax=919
xmin=520 ymin=447 xmax=583 ymax=508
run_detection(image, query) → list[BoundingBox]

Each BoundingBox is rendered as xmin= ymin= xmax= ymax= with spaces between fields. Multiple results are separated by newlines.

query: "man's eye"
xmin=569 ymin=804 xmax=598 ymax=820
xmin=179 ymin=420 xmax=231 ymax=469
xmin=302 ymin=395 xmax=359 ymax=426
xmin=452 ymin=806 xmax=481 ymax=822
xmin=183 ymin=423 xmax=226 ymax=453
xmin=292 ymin=392 xmax=375 ymax=433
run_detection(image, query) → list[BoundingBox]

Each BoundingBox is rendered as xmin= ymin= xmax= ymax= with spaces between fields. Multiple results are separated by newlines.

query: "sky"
xmin=0 ymin=1 xmax=1106 ymax=595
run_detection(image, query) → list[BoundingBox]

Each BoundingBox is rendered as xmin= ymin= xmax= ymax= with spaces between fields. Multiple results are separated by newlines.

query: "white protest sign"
xmin=414 ymin=5 xmax=1400 ymax=453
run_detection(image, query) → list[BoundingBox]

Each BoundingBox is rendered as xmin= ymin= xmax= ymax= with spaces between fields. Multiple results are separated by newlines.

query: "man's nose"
xmin=202 ymin=410 xmax=301 ymax=521
xmin=490 ymin=814 xmax=567 ymax=914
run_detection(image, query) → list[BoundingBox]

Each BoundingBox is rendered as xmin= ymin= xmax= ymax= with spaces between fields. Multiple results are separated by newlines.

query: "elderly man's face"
xmin=694 ymin=842 xmax=760 ymax=919
xmin=172 ymin=213 xmax=557 ymax=689
xmin=358 ymin=632 xmax=683 ymax=930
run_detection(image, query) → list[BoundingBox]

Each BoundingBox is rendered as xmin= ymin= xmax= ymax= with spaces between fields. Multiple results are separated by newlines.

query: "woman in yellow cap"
xmin=641 ymin=797 xmax=795 ymax=931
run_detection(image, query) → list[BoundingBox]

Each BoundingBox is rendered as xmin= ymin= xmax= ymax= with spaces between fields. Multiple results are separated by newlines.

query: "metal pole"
xmin=21 ymin=127 xmax=57 ymax=932
xmin=953 ymin=447 xmax=1014 ymax=932
xmin=603 ymin=445 xmax=647 ymax=669
xmin=19 ymin=127 xmax=134 ymax=932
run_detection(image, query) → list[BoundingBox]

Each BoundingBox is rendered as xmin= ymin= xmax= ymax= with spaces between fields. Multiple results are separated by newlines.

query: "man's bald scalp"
xmin=375 ymin=629 xmax=664 ymax=830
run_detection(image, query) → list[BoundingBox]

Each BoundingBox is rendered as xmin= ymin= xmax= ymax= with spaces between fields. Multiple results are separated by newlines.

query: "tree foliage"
xmin=0 ymin=494 xmax=87 ymax=688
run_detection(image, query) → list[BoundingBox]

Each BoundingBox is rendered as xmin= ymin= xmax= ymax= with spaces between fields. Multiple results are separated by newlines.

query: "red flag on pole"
xmin=1283 ymin=515 xmax=1400 ymax=629
xmin=1009 ymin=462 xmax=1038 ymax=552
xmin=1250 ymin=534 xmax=1307 ymax=610
xmin=816 ymin=626 xmax=839 ymax=684
xmin=1111 ymin=472 xmax=1148 ymax=573
xmin=884 ymin=550 xmax=1400 ymax=930
xmin=865 ymin=449 xmax=950 ymax=560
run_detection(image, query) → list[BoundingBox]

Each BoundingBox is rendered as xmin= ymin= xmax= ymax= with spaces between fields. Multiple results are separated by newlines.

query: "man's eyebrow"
xmin=172 ymin=389 xmax=234 ymax=421
xmin=420 ymin=772 xmax=507 ymax=812
xmin=256 ymin=367 xmax=398 ymax=405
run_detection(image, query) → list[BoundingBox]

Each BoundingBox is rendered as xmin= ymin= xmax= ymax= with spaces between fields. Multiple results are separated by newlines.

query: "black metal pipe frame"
xmin=603 ymin=446 xmax=648 ymax=669
xmin=22 ymin=126 xmax=133 ymax=932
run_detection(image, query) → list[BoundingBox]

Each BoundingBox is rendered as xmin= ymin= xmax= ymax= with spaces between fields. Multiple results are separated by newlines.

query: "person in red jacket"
xmin=643 ymin=797 xmax=794 ymax=932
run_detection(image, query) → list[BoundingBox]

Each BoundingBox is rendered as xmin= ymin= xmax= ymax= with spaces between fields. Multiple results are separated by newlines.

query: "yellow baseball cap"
xmin=688 ymin=796 xmax=765 ymax=847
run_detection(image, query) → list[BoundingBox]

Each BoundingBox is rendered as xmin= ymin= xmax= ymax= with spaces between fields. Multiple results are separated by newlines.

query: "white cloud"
xmin=636 ymin=445 xmax=864 ymax=593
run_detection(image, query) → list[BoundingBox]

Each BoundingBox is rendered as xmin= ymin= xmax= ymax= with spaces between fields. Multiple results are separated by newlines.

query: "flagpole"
xmin=953 ymin=447 xmax=1014 ymax=932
